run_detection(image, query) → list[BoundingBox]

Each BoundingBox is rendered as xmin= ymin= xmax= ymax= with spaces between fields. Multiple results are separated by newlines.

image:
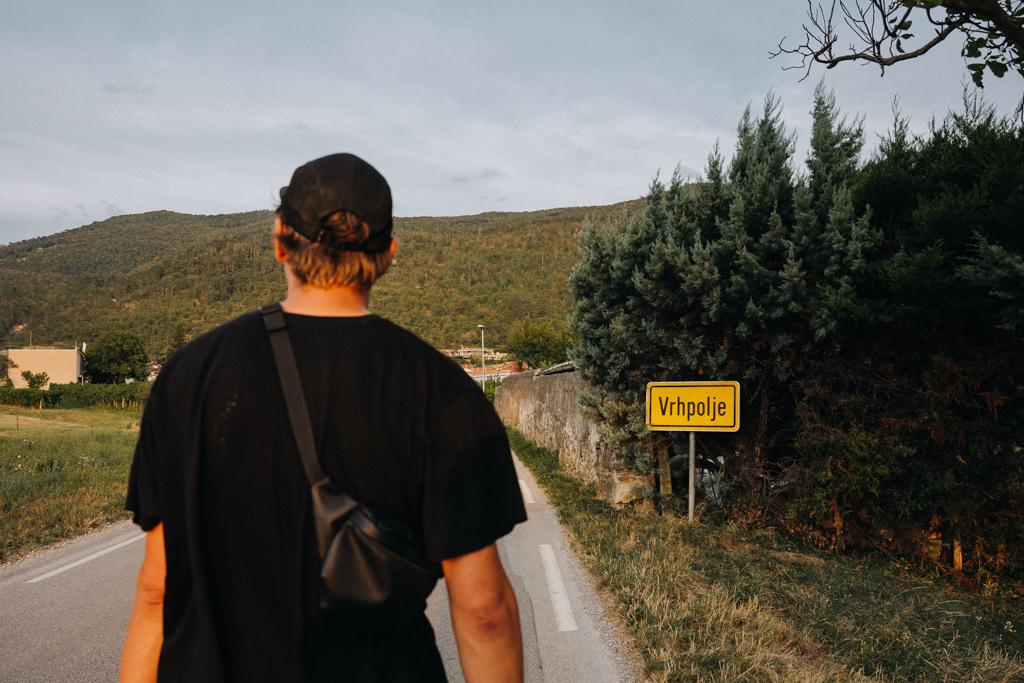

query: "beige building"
xmin=6 ymin=348 xmax=85 ymax=390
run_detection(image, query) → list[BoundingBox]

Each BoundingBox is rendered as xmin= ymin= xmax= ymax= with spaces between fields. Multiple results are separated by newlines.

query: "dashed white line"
xmin=26 ymin=534 xmax=145 ymax=584
xmin=538 ymin=544 xmax=578 ymax=632
xmin=518 ymin=478 xmax=535 ymax=505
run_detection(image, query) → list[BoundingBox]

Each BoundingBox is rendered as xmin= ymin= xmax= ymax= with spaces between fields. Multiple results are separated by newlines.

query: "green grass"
xmin=508 ymin=427 xmax=1024 ymax=683
xmin=0 ymin=406 xmax=140 ymax=563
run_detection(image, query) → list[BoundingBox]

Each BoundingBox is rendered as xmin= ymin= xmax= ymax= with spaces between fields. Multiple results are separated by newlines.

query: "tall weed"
xmin=0 ymin=425 xmax=136 ymax=561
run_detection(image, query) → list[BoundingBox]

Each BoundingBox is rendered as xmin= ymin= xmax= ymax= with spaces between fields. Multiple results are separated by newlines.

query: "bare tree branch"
xmin=773 ymin=0 xmax=1024 ymax=117
xmin=772 ymin=0 xmax=968 ymax=79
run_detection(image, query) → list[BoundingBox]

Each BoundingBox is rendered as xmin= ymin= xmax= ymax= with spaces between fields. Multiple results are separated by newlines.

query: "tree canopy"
xmin=20 ymin=370 xmax=48 ymax=390
xmin=85 ymin=330 xmax=149 ymax=384
xmin=0 ymin=355 xmax=17 ymax=381
xmin=505 ymin=319 xmax=572 ymax=369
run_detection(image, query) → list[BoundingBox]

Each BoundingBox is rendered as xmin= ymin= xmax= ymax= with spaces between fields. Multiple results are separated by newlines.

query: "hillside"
xmin=0 ymin=201 xmax=643 ymax=356
xmin=0 ymin=211 xmax=274 ymax=278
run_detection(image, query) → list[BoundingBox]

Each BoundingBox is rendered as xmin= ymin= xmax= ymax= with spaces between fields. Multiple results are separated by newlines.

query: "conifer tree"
xmin=568 ymin=86 xmax=878 ymax=512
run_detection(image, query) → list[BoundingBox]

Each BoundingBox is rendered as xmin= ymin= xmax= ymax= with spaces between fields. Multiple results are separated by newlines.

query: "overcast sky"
xmin=2 ymin=0 xmax=1021 ymax=244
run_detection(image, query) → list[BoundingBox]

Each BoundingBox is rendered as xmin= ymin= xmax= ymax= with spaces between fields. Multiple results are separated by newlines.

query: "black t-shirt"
xmin=126 ymin=310 xmax=526 ymax=683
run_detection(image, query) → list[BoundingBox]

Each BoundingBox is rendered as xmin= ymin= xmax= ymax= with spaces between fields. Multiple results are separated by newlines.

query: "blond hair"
xmin=276 ymin=210 xmax=393 ymax=292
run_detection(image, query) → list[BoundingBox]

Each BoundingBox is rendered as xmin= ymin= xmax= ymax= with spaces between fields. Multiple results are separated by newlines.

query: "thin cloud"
xmin=102 ymin=82 xmax=157 ymax=96
xmin=447 ymin=168 xmax=504 ymax=186
xmin=675 ymin=164 xmax=700 ymax=180
xmin=288 ymin=119 xmax=314 ymax=133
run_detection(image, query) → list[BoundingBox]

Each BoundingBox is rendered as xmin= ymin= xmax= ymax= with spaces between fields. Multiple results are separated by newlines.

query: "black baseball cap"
xmin=278 ymin=153 xmax=393 ymax=253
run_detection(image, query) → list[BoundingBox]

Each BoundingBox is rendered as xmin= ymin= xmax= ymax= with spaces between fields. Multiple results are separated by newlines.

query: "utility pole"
xmin=478 ymin=324 xmax=485 ymax=387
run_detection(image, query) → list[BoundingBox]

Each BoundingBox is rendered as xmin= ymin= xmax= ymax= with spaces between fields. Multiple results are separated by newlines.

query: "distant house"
xmin=6 ymin=347 xmax=85 ymax=390
xmin=440 ymin=347 xmax=510 ymax=362
xmin=463 ymin=360 xmax=526 ymax=381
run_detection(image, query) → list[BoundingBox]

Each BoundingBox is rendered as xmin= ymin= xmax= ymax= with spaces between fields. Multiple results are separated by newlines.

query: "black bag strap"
xmin=259 ymin=303 xmax=436 ymax=570
xmin=260 ymin=302 xmax=329 ymax=486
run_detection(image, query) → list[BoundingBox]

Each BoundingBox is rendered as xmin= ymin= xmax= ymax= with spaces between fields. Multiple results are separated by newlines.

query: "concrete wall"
xmin=8 ymin=349 xmax=83 ymax=389
xmin=495 ymin=369 xmax=652 ymax=504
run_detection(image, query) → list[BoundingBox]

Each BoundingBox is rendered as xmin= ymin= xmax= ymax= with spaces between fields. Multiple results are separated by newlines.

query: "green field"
xmin=0 ymin=406 xmax=139 ymax=563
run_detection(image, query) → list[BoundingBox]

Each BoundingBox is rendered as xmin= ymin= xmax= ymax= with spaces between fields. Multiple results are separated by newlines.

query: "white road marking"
xmin=538 ymin=544 xmax=578 ymax=632
xmin=26 ymin=534 xmax=145 ymax=584
xmin=518 ymin=478 xmax=536 ymax=504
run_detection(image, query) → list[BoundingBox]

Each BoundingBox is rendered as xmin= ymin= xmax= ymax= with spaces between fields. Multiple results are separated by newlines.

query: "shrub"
xmin=0 ymin=388 xmax=61 ymax=408
xmin=21 ymin=371 xmax=49 ymax=390
xmin=52 ymin=382 xmax=150 ymax=410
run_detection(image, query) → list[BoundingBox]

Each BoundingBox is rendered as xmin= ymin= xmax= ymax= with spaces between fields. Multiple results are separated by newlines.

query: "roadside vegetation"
xmin=0 ymin=405 xmax=138 ymax=563
xmin=569 ymin=87 xmax=1024 ymax=579
xmin=508 ymin=428 xmax=1024 ymax=682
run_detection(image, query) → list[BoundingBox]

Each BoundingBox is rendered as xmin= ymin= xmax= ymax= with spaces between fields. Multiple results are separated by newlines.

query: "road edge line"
xmin=26 ymin=533 xmax=145 ymax=584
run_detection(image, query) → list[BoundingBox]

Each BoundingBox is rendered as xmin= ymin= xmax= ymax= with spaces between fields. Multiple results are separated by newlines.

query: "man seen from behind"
xmin=119 ymin=153 xmax=527 ymax=683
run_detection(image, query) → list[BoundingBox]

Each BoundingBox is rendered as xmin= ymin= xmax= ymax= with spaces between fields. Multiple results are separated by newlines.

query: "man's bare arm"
xmin=442 ymin=543 xmax=523 ymax=683
xmin=119 ymin=523 xmax=165 ymax=683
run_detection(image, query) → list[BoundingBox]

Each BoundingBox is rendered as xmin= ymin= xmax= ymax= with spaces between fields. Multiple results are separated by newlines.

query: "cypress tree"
xmin=568 ymin=86 xmax=878 ymax=513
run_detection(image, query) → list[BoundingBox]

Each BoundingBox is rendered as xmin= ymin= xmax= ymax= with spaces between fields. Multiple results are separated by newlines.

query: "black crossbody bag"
xmin=260 ymin=303 xmax=442 ymax=633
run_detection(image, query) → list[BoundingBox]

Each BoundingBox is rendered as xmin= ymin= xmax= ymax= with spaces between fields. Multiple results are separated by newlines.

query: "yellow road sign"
xmin=646 ymin=381 xmax=740 ymax=431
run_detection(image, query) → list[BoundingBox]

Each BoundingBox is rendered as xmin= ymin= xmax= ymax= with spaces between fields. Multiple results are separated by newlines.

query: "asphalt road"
xmin=0 ymin=456 xmax=639 ymax=682
xmin=0 ymin=521 xmax=144 ymax=683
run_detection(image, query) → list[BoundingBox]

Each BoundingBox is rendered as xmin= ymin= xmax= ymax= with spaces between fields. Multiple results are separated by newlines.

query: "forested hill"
xmin=0 ymin=201 xmax=643 ymax=356
xmin=0 ymin=211 xmax=274 ymax=278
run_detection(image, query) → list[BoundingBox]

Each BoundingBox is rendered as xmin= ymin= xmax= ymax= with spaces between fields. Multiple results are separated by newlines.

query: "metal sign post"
xmin=646 ymin=381 xmax=741 ymax=522
xmin=688 ymin=431 xmax=696 ymax=521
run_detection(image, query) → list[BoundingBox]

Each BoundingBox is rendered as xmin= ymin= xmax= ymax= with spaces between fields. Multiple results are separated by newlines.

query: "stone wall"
xmin=494 ymin=369 xmax=652 ymax=504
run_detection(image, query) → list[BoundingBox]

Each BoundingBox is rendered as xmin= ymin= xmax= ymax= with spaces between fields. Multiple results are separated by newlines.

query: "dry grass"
xmin=0 ymin=405 xmax=140 ymax=563
xmin=509 ymin=428 xmax=1024 ymax=683
xmin=0 ymin=404 xmax=141 ymax=431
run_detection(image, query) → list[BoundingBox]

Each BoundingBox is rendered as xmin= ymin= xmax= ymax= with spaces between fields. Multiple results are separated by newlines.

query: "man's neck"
xmin=279 ymin=267 xmax=371 ymax=317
